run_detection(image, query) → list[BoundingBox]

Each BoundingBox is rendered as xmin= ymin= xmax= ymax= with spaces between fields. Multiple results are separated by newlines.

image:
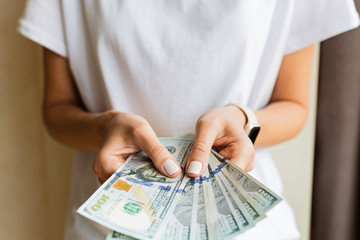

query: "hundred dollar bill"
xmin=107 ymin=176 xmax=199 ymax=240
xmin=219 ymin=172 xmax=266 ymax=223
xmin=106 ymin=176 xmax=197 ymax=240
xmin=107 ymin=176 xmax=201 ymax=240
xmin=189 ymin=177 xmax=199 ymax=240
xmin=209 ymin=154 xmax=266 ymax=223
xmin=160 ymin=175 xmax=196 ymax=240
xmin=211 ymin=151 xmax=282 ymax=212
xmin=207 ymin=163 xmax=255 ymax=238
xmin=203 ymin=169 xmax=224 ymax=240
xmin=196 ymin=174 xmax=208 ymax=240
xmin=78 ymin=138 xmax=193 ymax=240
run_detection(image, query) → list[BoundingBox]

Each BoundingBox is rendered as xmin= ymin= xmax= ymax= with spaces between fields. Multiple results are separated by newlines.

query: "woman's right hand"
xmin=93 ymin=111 xmax=181 ymax=183
xmin=42 ymin=49 xmax=178 ymax=184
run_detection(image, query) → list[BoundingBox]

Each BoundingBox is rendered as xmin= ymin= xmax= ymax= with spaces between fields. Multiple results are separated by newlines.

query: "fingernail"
xmin=163 ymin=159 xmax=180 ymax=175
xmin=188 ymin=161 xmax=202 ymax=175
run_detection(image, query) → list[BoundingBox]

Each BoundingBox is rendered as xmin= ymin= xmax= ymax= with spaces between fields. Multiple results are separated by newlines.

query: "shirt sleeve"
xmin=18 ymin=0 xmax=67 ymax=57
xmin=284 ymin=0 xmax=360 ymax=54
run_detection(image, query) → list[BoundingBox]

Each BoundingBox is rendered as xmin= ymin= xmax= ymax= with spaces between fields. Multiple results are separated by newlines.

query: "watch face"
xmin=249 ymin=127 xmax=260 ymax=143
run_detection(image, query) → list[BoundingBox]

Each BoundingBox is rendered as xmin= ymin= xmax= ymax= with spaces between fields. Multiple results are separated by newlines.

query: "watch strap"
xmin=226 ymin=101 xmax=261 ymax=143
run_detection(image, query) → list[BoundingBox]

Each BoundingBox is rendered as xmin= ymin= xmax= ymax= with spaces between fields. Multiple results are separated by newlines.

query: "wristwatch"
xmin=226 ymin=102 xmax=261 ymax=143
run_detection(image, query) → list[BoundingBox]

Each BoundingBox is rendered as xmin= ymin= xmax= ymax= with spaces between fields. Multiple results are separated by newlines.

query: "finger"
xmin=134 ymin=125 xmax=181 ymax=177
xmin=93 ymin=153 xmax=126 ymax=183
xmin=186 ymin=120 xmax=219 ymax=177
xmin=220 ymin=133 xmax=255 ymax=172
xmin=98 ymin=177 xmax=106 ymax=185
xmin=94 ymin=131 xmax=140 ymax=182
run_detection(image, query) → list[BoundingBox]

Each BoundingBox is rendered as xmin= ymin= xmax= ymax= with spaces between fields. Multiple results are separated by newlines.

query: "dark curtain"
xmin=311 ymin=1 xmax=360 ymax=240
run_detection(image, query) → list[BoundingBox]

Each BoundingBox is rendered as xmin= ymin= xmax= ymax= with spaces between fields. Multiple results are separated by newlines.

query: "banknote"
xmin=219 ymin=171 xmax=266 ymax=223
xmin=78 ymin=138 xmax=193 ymax=240
xmin=87 ymin=138 xmax=283 ymax=240
xmin=208 ymin=154 xmax=266 ymax=223
xmin=108 ymin=175 xmax=200 ymax=240
xmin=207 ymin=163 xmax=255 ymax=237
xmin=202 ymin=168 xmax=223 ymax=240
xmin=160 ymin=175 xmax=196 ymax=240
xmin=211 ymin=150 xmax=282 ymax=212
xmin=196 ymin=174 xmax=208 ymax=240
xmin=189 ymin=177 xmax=199 ymax=239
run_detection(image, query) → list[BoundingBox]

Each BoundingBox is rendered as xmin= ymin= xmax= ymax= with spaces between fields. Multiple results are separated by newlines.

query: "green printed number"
xmin=91 ymin=194 xmax=110 ymax=211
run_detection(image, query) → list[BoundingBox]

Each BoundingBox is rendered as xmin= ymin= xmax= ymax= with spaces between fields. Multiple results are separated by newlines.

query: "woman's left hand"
xmin=185 ymin=106 xmax=255 ymax=177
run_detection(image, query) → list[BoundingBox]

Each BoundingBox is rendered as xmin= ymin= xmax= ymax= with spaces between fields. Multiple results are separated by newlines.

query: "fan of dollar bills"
xmin=77 ymin=138 xmax=282 ymax=240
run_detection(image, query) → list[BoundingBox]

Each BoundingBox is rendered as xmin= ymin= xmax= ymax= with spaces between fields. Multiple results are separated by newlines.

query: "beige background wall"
xmin=0 ymin=1 xmax=316 ymax=240
xmin=0 ymin=1 xmax=73 ymax=239
xmin=0 ymin=1 xmax=49 ymax=239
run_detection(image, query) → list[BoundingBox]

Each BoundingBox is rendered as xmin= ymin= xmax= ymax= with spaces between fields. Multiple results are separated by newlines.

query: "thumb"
xmin=186 ymin=121 xmax=218 ymax=177
xmin=136 ymin=130 xmax=181 ymax=178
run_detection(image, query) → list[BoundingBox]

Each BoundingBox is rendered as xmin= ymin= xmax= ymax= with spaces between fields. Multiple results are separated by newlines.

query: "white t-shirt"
xmin=19 ymin=0 xmax=359 ymax=239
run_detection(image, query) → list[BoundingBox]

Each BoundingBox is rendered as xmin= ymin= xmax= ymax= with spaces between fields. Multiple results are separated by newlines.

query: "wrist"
xmin=225 ymin=102 xmax=261 ymax=144
xmin=96 ymin=110 xmax=123 ymax=138
xmin=225 ymin=105 xmax=247 ymax=128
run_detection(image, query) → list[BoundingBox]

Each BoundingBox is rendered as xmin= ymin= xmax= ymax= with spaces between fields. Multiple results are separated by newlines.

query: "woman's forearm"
xmin=43 ymin=103 xmax=117 ymax=152
xmin=43 ymin=48 xmax=121 ymax=152
xmin=253 ymin=45 xmax=314 ymax=147
xmin=254 ymin=100 xmax=307 ymax=147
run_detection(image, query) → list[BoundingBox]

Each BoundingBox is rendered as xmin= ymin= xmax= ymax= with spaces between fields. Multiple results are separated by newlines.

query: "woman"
xmin=18 ymin=0 xmax=359 ymax=239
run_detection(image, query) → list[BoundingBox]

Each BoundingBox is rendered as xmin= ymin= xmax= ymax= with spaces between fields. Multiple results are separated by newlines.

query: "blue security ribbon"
xmin=125 ymin=177 xmax=154 ymax=187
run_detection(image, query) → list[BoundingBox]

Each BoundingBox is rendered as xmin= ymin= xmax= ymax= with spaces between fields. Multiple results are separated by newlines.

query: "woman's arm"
xmin=255 ymin=44 xmax=315 ymax=147
xmin=186 ymin=45 xmax=315 ymax=177
xmin=43 ymin=48 xmax=181 ymax=183
xmin=43 ymin=48 xmax=109 ymax=151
